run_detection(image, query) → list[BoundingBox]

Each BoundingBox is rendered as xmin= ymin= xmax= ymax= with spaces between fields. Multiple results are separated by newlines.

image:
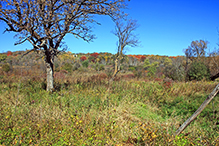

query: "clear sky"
xmin=0 ymin=0 xmax=219 ymax=56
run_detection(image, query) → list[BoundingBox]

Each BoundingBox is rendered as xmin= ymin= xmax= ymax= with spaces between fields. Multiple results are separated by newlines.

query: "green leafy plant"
xmin=73 ymin=62 xmax=81 ymax=71
xmin=61 ymin=63 xmax=73 ymax=73
xmin=2 ymin=63 xmax=11 ymax=72
xmin=133 ymin=65 xmax=144 ymax=78
xmin=187 ymin=61 xmax=210 ymax=81
xmin=0 ymin=54 xmax=7 ymax=62
xmin=82 ymin=60 xmax=89 ymax=68
xmin=95 ymin=63 xmax=105 ymax=71
xmin=173 ymin=135 xmax=189 ymax=146
xmin=147 ymin=62 xmax=159 ymax=78
xmin=78 ymin=66 xmax=88 ymax=72
xmin=143 ymin=58 xmax=150 ymax=69
xmin=129 ymin=66 xmax=136 ymax=71
xmin=164 ymin=65 xmax=185 ymax=81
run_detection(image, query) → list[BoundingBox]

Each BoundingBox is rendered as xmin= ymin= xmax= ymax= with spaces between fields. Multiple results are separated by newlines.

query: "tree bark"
xmin=175 ymin=83 xmax=219 ymax=136
xmin=46 ymin=61 xmax=54 ymax=92
xmin=109 ymin=58 xmax=120 ymax=84
xmin=45 ymin=50 xmax=54 ymax=92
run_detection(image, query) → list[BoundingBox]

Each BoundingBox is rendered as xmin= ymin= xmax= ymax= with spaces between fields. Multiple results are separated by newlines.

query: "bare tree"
xmin=183 ymin=40 xmax=208 ymax=80
xmin=110 ymin=18 xmax=140 ymax=83
xmin=0 ymin=0 xmax=128 ymax=91
xmin=184 ymin=40 xmax=208 ymax=62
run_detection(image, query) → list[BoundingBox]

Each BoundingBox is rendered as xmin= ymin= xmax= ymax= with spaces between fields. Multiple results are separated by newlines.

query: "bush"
xmin=88 ymin=56 xmax=95 ymax=63
xmin=7 ymin=51 xmax=12 ymax=56
xmin=2 ymin=63 xmax=11 ymax=72
xmin=129 ymin=66 xmax=136 ymax=71
xmin=105 ymin=67 xmax=114 ymax=78
xmin=95 ymin=63 xmax=105 ymax=71
xmin=133 ymin=66 xmax=144 ymax=78
xmin=163 ymin=65 xmax=185 ymax=81
xmin=187 ymin=61 xmax=210 ymax=81
xmin=90 ymin=52 xmax=99 ymax=58
xmin=78 ymin=66 xmax=88 ymax=72
xmin=73 ymin=62 xmax=81 ymax=71
xmin=143 ymin=58 xmax=150 ymax=69
xmin=61 ymin=63 xmax=73 ymax=73
xmin=54 ymin=62 xmax=60 ymax=72
xmin=99 ymin=64 xmax=105 ymax=71
xmin=0 ymin=54 xmax=7 ymax=62
xmin=80 ymin=56 xmax=87 ymax=61
xmin=147 ymin=62 xmax=159 ymax=78
xmin=82 ymin=60 xmax=89 ymax=68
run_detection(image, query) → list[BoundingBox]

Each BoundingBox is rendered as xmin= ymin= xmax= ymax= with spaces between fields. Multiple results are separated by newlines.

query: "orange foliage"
xmin=90 ymin=52 xmax=99 ymax=58
xmin=7 ymin=51 xmax=12 ymax=56
xmin=80 ymin=56 xmax=87 ymax=61
xmin=127 ymin=55 xmax=146 ymax=62
xmin=169 ymin=56 xmax=176 ymax=59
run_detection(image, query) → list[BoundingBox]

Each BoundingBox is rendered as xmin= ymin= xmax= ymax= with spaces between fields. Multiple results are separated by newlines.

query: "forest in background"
xmin=1 ymin=42 xmax=219 ymax=83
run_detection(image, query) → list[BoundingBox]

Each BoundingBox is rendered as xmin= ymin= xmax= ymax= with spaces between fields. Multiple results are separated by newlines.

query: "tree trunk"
xmin=109 ymin=58 xmax=120 ymax=84
xmin=45 ymin=50 xmax=54 ymax=92
xmin=175 ymin=83 xmax=219 ymax=136
xmin=46 ymin=61 xmax=54 ymax=92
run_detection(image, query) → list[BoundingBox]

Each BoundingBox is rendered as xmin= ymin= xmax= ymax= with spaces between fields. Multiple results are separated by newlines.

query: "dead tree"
xmin=109 ymin=18 xmax=140 ymax=84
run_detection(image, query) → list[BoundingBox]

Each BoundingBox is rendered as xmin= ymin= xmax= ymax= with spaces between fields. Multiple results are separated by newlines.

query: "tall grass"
xmin=0 ymin=71 xmax=219 ymax=145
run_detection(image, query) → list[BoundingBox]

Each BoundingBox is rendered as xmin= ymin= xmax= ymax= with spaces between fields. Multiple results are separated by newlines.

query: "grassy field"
xmin=0 ymin=71 xmax=219 ymax=145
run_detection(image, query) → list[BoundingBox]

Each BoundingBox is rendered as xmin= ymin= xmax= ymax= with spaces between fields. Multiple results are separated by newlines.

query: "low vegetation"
xmin=0 ymin=65 xmax=219 ymax=145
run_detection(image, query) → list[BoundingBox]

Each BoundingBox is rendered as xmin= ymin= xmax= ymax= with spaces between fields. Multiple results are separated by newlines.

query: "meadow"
xmin=0 ymin=68 xmax=219 ymax=146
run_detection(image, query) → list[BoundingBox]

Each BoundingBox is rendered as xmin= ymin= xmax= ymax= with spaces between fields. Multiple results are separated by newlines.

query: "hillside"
xmin=0 ymin=50 xmax=219 ymax=145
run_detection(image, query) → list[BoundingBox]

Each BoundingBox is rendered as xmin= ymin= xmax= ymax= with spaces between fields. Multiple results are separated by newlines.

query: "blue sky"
xmin=0 ymin=0 xmax=219 ymax=56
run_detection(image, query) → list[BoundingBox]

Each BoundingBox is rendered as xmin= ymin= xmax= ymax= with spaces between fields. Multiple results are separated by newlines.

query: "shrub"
xmin=82 ymin=60 xmax=89 ymax=68
xmin=90 ymin=52 xmax=99 ymax=58
xmin=72 ymin=62 xmax=81 ymax=71
xmin=163 ymin=65 xmax=185 ymax=81
xmin=133 ymin=69 xmax=143 ymax=79
xmin=143 ymin=58 xmax=150 ymax=69
xmin=54 ymin=62 xmax=60 ymax=72
xmin=105 ymin=67 xmax=113 ymax=78
xmin=99 ymin=64 xmax=105 ymax=71
xmin=132 ymin=65 xmax=144 ymax=78
xmin=129 ymin=66 xmax=136 ymax=71
xmin=78 ymin=66 xmax=88 ymax=72
xmin=2 ymin=63 xmax=11 ymax=72
xmin=123 ymin=73 xmax=135 ymax=79
xmin=61 ymin=63 xmax=73 ymax=73
xmin=0 ymin=54 xmax=7 ymax=62
xmin=147 ymin=62 xmax=159 ymax=78
xmin=80 ymin=56 xmax=87 ymax=61
xmin=7 ymin=51 xmax=12 ymax=56
xmin=88 ymin=56 xmax=95 ymax=63
xmin=95 ymin=63 xmax=105 ymax=71
xmin=187 ymin=61 xmax=210 ymax=81
xmin=98 ymin=73 xmax=108 ymax=79
xmin=140 ymin=56 xmax=146 ymax=62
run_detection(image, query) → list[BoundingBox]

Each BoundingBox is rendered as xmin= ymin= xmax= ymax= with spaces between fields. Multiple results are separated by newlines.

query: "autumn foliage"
xmin=90 ymin=52 xmax=99 ymax=59
xmin=80 ymin=56 xmax=87 ymax=61
xmin=7 ymin=51 xmax=12 ymax=56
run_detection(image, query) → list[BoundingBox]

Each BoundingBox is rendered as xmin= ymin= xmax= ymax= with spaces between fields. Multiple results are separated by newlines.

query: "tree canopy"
xmin=0 ymin=0 xmax=128 ymax=91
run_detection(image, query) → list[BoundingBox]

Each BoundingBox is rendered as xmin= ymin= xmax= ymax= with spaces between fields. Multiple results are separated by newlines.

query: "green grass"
xmin=0 ymin=73 xmax=219 ymax=145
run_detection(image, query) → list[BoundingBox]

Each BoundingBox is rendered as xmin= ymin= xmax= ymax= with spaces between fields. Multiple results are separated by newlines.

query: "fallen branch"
xmin=175 ymin=83 xmax=219 ymax=136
